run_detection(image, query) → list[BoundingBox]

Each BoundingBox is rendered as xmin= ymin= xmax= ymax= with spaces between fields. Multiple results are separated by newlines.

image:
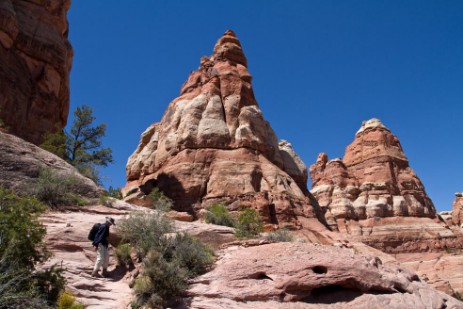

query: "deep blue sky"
xmin=67 ymin=1 xmax=463 ymax=212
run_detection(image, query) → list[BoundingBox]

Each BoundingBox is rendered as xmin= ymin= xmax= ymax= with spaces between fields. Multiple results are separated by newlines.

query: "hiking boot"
xmin=91 ymin=270 xmax=100 ymax=278
xmin=102 ymin=269 xmax=109 ymax=277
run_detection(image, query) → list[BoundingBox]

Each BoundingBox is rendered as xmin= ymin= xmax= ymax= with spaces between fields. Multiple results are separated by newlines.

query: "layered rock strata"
xmin=188 ymin=242 xmax=463 ymax=308
xmin=0 ymin=0 xmax=72 ymax=145
xmin=124 ymin=30 xmax=323 ymax=228
xmin=310 ymin=118 xmax=462 ymax=252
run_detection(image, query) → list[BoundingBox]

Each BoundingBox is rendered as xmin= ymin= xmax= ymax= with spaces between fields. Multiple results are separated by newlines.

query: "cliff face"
xmin=310 ymin=118 xmax=462 ymax=252
xmin=124 ymin=30 xmax=323 ymax=229
xmin=0 ymin=0 xmax=72 ymax=145
xmin=452 ymin=193 xmax=463 ymax=227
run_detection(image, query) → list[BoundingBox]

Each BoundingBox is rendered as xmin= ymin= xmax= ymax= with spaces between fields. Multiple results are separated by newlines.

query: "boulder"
xmin=0 ymin=0 xmax=72 ymax=145
xmin=452 ymin=193 xmax=463 ymax=227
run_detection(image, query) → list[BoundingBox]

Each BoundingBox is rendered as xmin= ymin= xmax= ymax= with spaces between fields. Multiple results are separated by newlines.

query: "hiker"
xmin=91 ymin=216 xmax=115 ymax=277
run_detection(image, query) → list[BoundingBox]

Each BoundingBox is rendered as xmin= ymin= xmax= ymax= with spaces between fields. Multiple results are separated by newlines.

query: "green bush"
xmin=235 ymin=208 xmax=264 ymax=239
xmin=32 ymin=168 xmax=88 ymax=207
xmin=57 ymin=291 xmax=84 ymax=309
xmin=108 ymin=186 xmax=122 ymax=199
xmin=115 ymin=244 xmax=132 ymax=267
xmin=117 ymin=212 xmax=174 ymax=259
xmin=265 ymin=229 xmax=293 ymax=243
xmin=0 ymin=187 xmax=66 ymax=308
xmin=205 ymin=204 xmax=236 ymax=227
xmin=148 ymin=187 xmax=173 ymax=212
xmin=164 ymin=233 xmax=213 ymax=277
xmin=119 ymin=212 xmax=214 ymax=308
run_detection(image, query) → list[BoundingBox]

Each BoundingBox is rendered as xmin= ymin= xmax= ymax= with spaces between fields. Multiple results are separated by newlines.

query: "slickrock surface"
xmin=124 ymin=30 xmax=323 ymax=228
xmin=41 ymin=202 xmax=237 ymax=308
xmin=188 ymin=242 xmax=463 ymax=309
xmin=0 ymin=0 xmax=72 ymax=145
xmin=452 ymin=193 xmax=463 ymax=227
xmin=309 ymin=118 xmax=462 ymax=252
xmin=41 ymin=205 xmax=132 ymax=309
xmin=0 ymin=130 xmax=101 ymax=197
xmin=397 ymin=252 xmax=463 ymax=298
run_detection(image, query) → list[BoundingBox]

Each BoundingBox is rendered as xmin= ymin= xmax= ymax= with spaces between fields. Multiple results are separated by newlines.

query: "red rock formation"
xmin=310 ymin=118 xmax=462 ymax=253
xmin=452 ymin=193 xmax=463 ymax=227
xmin=0 ymin=0 xmax=72 ymax=145
xmin=188 ymin=242 xmax=462 ymax=308
xmin=124 ymin=30 xmax=323 ymax=228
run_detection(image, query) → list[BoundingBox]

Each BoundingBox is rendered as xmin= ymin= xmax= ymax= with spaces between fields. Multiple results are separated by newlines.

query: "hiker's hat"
xmin=106 ymin=216 xmax=116 ymax=226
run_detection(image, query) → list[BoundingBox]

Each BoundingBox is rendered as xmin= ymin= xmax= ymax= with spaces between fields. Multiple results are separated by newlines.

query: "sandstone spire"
xmin=124 ymin=31 xmax=323 ymax=229
xmin=309 ymin=118 xmax=463 ymax=252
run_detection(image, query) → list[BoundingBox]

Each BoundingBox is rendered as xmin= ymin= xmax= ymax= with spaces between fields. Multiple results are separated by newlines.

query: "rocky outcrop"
xmin=452 ymin=193 xmax=463 ymax=227
xmin=0 ymin=130 xmax=100 ymax=197
xmin=124 ymin=30 xmax=323 ymax=229
xmin=397 ymin=252 xmax=463 ymax=298
xmin=188 ymin=242 xmax=463 ymax=308
xmin=0 ymin=0 xmax=72 ymax=145
xmin=309 ymin=118 xmax=463 ymax=252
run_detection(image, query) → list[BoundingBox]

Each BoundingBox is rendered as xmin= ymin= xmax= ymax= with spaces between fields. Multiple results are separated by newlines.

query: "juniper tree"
xmin=41 ymin=105 xmax=113 ymax=184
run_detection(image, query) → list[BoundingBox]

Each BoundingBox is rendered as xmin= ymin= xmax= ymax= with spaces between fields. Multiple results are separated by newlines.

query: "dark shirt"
xmin=92 ymin=223 xmax=110 ymax=247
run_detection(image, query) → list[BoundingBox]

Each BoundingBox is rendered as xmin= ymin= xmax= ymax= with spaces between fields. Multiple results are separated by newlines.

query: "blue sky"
xmin=67 ymin=1 xmax=463 ymax=212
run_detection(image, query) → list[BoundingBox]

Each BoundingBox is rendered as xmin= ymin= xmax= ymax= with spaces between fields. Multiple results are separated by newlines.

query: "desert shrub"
xmin=115 ymin=244 xmax=132 ymax=267
xmin=120 ymin=212 xmax=214 ymax=308
xmin=148 ymin=187 xmax=173 ymax=212
xmin=57 ymin=291 xmax=84 ymax=309
xmin=0 ymin=187 xmax=66 ymax=308
xmin=235 ymin=208 xmax=264 ymax=239
xmin=32 ymin=168 xmax=88 ymax=207
xmin=455 ymin=291 xmax=462 ymax=301
xmin=117 ymin=212 xmax=174 ymax=259
xmin=134 ymin=250 xmax=188 ymax=308
xmin=205 ymin=203 xmax=235 ymax=227
xmin=265 ymin=229 xmax=293 ymax=243
xmin=163 ymin=233 xmax=213 ymax=277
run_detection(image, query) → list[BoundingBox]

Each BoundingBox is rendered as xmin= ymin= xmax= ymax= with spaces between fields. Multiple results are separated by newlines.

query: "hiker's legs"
xmin=102 ymin=245 xmax=109 ymax=271
xmin=93 ymin=245 xmax=107 ymax=273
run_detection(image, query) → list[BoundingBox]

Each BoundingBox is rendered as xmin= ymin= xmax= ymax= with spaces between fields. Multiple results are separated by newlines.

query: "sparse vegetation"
xmin=235 ymin=208 xmax=264 ymax=239
xmin=265 ymin=228 xmax=293 ymax=242
xmin=148 ymin=187 xmax=173 ymax=212
xmin=0 ymin=187 xmax=66 ymax=308
xmin=115 ymin=244 xmax=133 ymax=267
xmin=57 ymin=291 xmax=84 ymax=309
xmin=119 ymin=212 xmax=213 ymax=308
xmin=108 ymin=186 xmax=123 ymax=199
xmin=455 ymin=291 xmax=462 ymax=301
xmin=32 ymin=168 xmax=88 ymax=207
xmin=205 ymin=203 xmax=236 ymax=227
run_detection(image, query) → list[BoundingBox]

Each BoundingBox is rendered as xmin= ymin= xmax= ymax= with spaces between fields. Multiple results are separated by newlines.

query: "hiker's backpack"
xmin=88 ymin=223 xmax=101 ymax=241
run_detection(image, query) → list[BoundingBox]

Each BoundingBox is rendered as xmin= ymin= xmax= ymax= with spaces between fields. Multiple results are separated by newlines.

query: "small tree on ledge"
xmin=41 ymin=105 xmax=113 ymax=184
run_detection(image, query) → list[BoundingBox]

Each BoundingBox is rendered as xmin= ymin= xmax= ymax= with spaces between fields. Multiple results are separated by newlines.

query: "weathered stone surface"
xmin=188 ymin=242 xmax=463 ymax=308
xmin=0 ymin=0 xmax=72 ymax=145
xmin=41 ymin=205 xmax=133 ymax=309
xmin=397 ymin=252 xmax=463 ymax=298
xmin=309 ymin=118 xmax=463 ymax=253
xmin=0 ymin=130 xmax=101 ymax=197
xmin=124 ymin=30 xmax=323 ymax=228
xmin=452 ymin=193 xmax=463 ymax=227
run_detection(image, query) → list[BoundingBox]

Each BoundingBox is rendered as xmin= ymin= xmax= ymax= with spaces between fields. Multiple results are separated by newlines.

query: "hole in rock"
xmin=248 ymin=272 xmax=273 ymax=281
xmin=302 ymin=285 xmax=363 ymax=304
xmin=312 ymin=265 xmax=328 ymax=274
